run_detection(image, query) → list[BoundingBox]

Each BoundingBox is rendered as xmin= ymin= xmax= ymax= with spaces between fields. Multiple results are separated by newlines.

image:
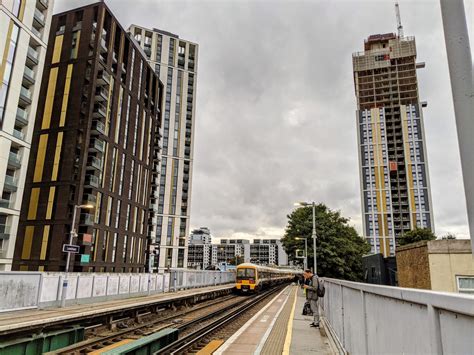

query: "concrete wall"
xmin=396 ymin=241 xmax=431 ymax=289
xmin=322 ymin=278 xmax=474 ymax=354
xmin=0 ymin=270 xmax=234 ymax=312
xmin=427 ymin=240 xmax=474 ymax=292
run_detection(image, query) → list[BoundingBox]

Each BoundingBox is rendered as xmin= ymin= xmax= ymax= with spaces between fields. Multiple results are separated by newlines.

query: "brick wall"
xmin=396 ymin=241 xmax=431 ymax=289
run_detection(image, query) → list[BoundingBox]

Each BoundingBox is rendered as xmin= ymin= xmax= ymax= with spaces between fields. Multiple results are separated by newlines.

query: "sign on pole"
xmin=62 ymin=244 xmax=80 ymax=253
xmin=80 ymin=254 xmax=90 ymax=263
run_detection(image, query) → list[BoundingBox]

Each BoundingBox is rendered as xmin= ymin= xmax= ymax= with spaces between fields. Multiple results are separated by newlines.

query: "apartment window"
xmin=115 ymin=200 xmax=121 ymax=228
xmin=457 ymin=276 xmax=474 ymax=294
xmin=168 ymin=38 xmax=175 ymax=66
xmin=0 ymin=23 xmax=20 ymax=126
xmin=106 ymin=196 xmax=113 ymax=226
xmin=167 ymin=217 xmax=173 ymax=246
xmin=111 ymin=233 xmax=118 ymax=262
xmin=118 ymin=153 xmax=125 ymax=194
xmin=155 ymin=34 xmax=162 ymax=62
xmin=125 ymin=203 xmax=131 ymax=230
xmin=123 ymin=235 xmax=128 ymax=261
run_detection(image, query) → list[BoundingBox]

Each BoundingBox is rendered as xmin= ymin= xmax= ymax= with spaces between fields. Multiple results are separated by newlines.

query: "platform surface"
xmin=0 ymin=284 xmax=233 ymax=334
xmin=216 ymin=285 xmax=333 ymax=354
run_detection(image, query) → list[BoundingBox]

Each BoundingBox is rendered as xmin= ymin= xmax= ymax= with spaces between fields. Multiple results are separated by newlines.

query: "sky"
xmin=55 ymin=0 xmax=473 ymax=241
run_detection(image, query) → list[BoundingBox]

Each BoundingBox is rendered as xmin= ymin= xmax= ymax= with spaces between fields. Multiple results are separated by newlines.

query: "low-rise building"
xmin=187 ymin=237 xmax=288 ymax=269
xmin=396 ymin=239 xmax=474 ymax=294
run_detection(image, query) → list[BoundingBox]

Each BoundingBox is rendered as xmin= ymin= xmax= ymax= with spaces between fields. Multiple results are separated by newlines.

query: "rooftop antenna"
xmin=395 ymin=1 xmax=404 ymax=38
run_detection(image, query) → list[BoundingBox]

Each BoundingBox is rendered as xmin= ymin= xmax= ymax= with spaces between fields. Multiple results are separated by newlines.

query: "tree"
xmin=398 ymin=228 xmax=436 ymax=246
xmin=281 ymin=203 xmax=370 ymax=281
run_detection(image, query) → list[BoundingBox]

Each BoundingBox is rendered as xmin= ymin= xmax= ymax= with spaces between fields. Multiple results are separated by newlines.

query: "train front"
xmin=235 ymin=264 xmax=257 ymax=293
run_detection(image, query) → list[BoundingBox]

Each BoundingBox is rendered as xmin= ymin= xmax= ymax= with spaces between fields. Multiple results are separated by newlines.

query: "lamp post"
xmin=295 ymin=237 xmax=308 ymax=270
xmin=294 ymin=201 xmax=318 ymax=274
xmin=60 ymin=204 xmax=94 ymax=308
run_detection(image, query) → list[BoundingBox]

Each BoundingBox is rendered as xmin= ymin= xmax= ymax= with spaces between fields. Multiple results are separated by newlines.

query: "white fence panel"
xmin=76 ymin=275 xmax=93 ymax=299
xmin=107 ymin=276 xmax=119 ymax=295
xmin=0 ymin=272 xmax=40 ymax=311
xmin=40 ymin=275 xmax=60 ymax=303
xmin=322 ymin=278 xmax=474 ymax=355
xmin=119 ymin=275 xmax=130 ymax=294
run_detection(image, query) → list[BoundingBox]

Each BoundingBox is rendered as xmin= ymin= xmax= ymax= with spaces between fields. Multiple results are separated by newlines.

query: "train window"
xmin=237 ymin=268 xmax=255 ymax=279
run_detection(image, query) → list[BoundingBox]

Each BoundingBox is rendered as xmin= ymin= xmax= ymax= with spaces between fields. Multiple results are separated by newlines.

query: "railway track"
xmin=157 ymin=284 xmax=287 ymax=355
xmin=49 ymin=293 xmax=241 ymax=354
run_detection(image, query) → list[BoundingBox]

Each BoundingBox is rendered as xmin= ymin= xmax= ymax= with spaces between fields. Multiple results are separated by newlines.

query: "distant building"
xmin=353 ymin=32 xmax=434 ymax=257
xmin=187 ymin=238 xmax=288 ymax=269
xmin=0 ymin=0 xmax=55 ymax=270
xmin=396 ymin=239 xmax=474 ymax=294
xmin=189 ymin=227 xmax=211 ymax=245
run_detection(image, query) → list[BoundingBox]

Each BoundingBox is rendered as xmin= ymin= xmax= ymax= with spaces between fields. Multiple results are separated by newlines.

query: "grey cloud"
xmin=55 ymin=0 xmax=472 ymax=240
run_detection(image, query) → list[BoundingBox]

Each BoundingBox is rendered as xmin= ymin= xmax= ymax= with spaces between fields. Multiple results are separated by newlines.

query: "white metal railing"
xmin=321 ymin=278 xmax=474 ymax=354
xmin=0 ymin=270 xmax=235 ymax=312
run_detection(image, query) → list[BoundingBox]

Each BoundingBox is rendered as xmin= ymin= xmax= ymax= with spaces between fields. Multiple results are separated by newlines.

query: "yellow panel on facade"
xmin=40 ymin=225 xmax=50 ymax=260
xmin=51 ymin=132 xmax=63 ymax=181
xmin=0 ymin=22 xmax=14 ymax=82
xmin=51 ymin=35 xmax=64 ymax=64
xmin=27 ymin=188 xmax=40 ymax=220
xmin=42 ymin=68 xmax=58 ymax=129
xmin=21 ymin=226 xmax=35 ymax=260
xmin=46 ymin=187 xmax=56 ymax=219
xmin=18 ymin=0 xmax=26 ymax=21
xmin=33 ymin=134 xmax=48 ymax=182
xmin=59 ymin=65 xmax=73 ymax=127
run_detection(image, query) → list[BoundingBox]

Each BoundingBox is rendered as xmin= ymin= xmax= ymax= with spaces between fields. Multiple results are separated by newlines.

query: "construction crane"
xmin=395 ymin=2 xmax=404 ymax=38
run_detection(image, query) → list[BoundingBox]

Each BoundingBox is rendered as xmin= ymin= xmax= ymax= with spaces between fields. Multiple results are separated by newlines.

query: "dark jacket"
xmin=305 ymin=275 xmax=319 ymax=300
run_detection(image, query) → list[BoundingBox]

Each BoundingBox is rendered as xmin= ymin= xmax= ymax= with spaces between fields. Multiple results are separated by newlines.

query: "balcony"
xmin=93 ymin=103 xmax=106 ymax=118
xmin=85 ymin=174 xmax=99 ymax=188
xmin=8 ymin=152 xmax=21 ymax=169
xmin=33 ymin=8 xmax=45 ymax=28
xmin=80 ymin=213 xmax=94 ymax=226
xmin=37 ymin=0 xmax=48 ymax=10
xmin=112 ymin=52 xmax=118 ymax=63
xmin=95 ymin=87 xmax=108 ymax=102
xmin=12 ymin=128 xmax=24 ymax=140
xmin=4 ymin=175 xmax=18 ymax=192
xmin=26 ymin=46 xmax=39 ymax=66
xmin=83 ymin=193 xmax=97 ymax=206
xmin=97 ymin=70 xmax=110 ymax=86
xmin=0 ymin=199 xmax=13 ymax=209
xmin=87 ymin=156 xmax=102 ymax=170
xmin=89 ymin=138 xmax=104 ymax=153
xmin=23 ymin=67 xmax=35 ymax=86
xmin=91 ymin=120 xmax=105 ymax=135
xmin=16 ymin=108 xmax=28 ymax=126
xmin=0 ymin=225 xmax=10 ymax=240
xmin=31 ymin=26 xmax=41 ymax=39
xmin=19 ymin=86 xmax=32 ymax=106
xmin=99 ymin=38 xmax=107 ymax=52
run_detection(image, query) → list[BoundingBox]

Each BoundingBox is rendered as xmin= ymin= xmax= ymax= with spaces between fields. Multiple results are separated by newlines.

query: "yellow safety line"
xmin=196 ymin=339 xmax=224 ymax=354
xmin=282 ymin=287 xmax=298 ymax=355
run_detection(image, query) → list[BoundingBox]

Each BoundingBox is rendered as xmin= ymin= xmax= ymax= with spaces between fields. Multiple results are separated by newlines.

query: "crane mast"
xmin=395 ymin=2 xmax=404 ymax=38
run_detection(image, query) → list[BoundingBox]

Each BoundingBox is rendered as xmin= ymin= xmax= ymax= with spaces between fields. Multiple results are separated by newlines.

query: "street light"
xmin=60 ymin=204 xmax=94 ymax=308
xmin=295 ymin=237 xmax=308 ymax=270
xmin=294 ymin=201 xmax=318 ymax=274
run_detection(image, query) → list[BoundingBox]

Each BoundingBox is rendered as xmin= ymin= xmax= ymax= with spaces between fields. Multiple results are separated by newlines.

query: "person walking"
xmin=302 ymin=269 xmax=320 ymax=328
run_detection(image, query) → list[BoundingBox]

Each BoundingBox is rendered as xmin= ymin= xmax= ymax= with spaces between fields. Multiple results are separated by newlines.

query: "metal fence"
xmin=0 ymin=270 xmax=235 ymax=312
xmin=321 ymin=278 xmax=474 ymax=354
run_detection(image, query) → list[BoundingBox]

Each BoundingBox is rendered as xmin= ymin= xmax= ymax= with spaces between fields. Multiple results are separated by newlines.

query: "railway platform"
xmin=214 ymin=285 xmax=335 ymax=355
xmin=0 ymin=284 xmax=233 ymax=337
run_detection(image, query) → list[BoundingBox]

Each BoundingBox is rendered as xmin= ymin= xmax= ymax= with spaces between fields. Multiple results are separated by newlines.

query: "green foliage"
xmin=398 ymin=228 xmax=436 ymax=246
xmin=281 ymin=204 xmax=370 ymax=281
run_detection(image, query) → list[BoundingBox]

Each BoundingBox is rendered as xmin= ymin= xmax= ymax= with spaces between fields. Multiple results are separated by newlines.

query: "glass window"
xmin=457 ymin=276 xmax=474 ymax=294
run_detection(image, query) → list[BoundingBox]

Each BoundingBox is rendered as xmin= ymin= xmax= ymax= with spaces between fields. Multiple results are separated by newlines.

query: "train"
xmin=234 ymin=263 xmax=301 ymax=293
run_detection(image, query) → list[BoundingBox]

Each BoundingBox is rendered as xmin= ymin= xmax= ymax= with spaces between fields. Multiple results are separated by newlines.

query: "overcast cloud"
xmin=55 ymin=0 xmax=473 ymax=241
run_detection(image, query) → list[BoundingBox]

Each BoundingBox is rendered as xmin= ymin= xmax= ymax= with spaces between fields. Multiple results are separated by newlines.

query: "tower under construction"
xmin=353 ymin=29 xmax=434 ymax=256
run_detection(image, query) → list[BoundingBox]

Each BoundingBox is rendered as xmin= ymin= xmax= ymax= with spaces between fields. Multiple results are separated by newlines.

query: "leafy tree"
xmin=441 ymin=233 xmax=456 ymax=240
xmin=398 ymin=228 xmax=436 ymax=246
xmin=281 ymin=203 xmax=370 ymax=281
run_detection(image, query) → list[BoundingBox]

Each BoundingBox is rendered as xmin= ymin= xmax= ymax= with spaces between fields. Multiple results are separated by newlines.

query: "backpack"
xmin=302 ymin=301 xmax=313 ymax=316
xmin=316 ymin=279 xmax=325 ymax=298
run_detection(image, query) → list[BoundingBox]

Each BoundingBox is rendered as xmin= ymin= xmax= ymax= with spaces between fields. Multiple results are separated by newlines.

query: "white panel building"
xmin=128 ymin=25 xmax=198 ymax=269
xmin=0 ymin=0 xmax=54 ymax=270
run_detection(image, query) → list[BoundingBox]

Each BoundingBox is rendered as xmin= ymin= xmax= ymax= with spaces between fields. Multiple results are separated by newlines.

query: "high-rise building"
xmin=353 ymin=32 xmax=434 ymax=256
xmin=0 ymin=0 xmax=54 ymax=270
xmin=128 ymin=25 xmax=198 ymax=269
xmin=12 ymin=2 xmax=163 ymax=272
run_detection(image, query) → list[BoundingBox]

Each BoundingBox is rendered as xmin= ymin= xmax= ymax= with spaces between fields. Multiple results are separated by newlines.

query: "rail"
xmin=321 ymin=278 xmax=474 ymax=354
